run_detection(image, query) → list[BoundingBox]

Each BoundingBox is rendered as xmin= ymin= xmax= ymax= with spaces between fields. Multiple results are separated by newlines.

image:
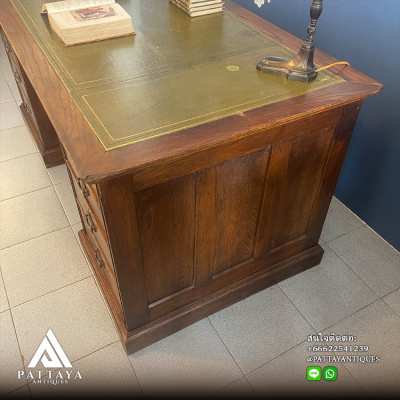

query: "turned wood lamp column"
xmin=256 ymin=0 xmax=324 ymax=82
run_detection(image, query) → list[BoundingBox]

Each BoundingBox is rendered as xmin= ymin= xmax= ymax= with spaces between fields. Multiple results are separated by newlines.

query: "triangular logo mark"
xmin=28 ymin=329 xmax=72 ymax=368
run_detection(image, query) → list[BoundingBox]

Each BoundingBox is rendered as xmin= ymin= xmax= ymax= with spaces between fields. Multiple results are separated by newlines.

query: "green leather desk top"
xmin=12 ymin=0 xmax=343 ymax=151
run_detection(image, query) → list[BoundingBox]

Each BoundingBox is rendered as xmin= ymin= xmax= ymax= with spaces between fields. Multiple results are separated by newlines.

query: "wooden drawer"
xmin=77 ymin=197 xmax=120 ymax=301
xmin=65 ymin=159 xmax=119 ymax=296
xmin=67 ymin=160 xmax=104 ymax=228
xmin=81 ymin=201 xmax=113 ymax=270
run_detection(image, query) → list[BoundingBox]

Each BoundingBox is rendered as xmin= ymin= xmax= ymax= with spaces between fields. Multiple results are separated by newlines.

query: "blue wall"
xmin=234 ymin=0 xmax=400 ymax=250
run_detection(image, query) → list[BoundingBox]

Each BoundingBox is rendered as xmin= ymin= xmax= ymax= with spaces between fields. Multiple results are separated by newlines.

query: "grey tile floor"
xmin=1 ymin=43 xmax=400 ymax=397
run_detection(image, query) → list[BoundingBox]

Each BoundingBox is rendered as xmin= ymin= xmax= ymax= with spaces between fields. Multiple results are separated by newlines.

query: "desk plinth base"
xmin=124 ymin=246 xmax=324 ymax=354
xmin=80 ymin=227 xmax=323 ymax=353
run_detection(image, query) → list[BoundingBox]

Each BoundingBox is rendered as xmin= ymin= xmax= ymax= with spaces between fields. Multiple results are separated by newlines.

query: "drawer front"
xmin=69 ymin=169 xmax=113 ymax=270
xmin=77 ymin=198 xmax=120 ymax=301
xmin=64 ymin=158 xmax=120 ymax=300
xmin=67 ymin=160 xmax=104 ymax=227
xmin=81 ymin=201 xmax=113 ymax=270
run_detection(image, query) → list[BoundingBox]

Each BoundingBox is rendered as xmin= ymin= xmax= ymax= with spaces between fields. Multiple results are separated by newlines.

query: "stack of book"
xmin=170 ymin=0 xmax=224 ymax=17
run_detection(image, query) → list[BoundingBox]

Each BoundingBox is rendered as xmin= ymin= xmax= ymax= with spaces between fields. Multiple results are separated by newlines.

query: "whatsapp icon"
xmin=323 ymin=366 xmax=338 ymax=382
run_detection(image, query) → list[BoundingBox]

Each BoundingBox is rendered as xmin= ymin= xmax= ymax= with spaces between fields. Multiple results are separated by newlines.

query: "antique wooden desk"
xmin=0 ymin=0 xmax=382 ymax=353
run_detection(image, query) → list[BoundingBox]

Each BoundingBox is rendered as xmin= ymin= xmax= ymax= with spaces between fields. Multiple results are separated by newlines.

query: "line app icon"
xmin=306 ymin=366 xmax=322 ymax=381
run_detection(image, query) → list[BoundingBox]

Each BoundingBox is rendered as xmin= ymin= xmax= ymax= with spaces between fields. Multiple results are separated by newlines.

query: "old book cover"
xmin=42 ymin=0 xmax=134 ymax=46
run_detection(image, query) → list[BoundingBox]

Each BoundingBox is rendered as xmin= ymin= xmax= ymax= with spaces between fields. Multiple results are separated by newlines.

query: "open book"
xmin=42 ymin=0 xmax=135 ymax=46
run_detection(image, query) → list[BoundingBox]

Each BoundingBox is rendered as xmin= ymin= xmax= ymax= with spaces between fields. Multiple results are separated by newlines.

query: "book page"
xmin=41 ymin=0 xmax=115 ymax=14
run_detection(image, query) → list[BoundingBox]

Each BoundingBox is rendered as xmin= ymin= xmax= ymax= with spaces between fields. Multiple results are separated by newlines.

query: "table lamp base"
xmin=256 ymin=53 xmax=318 ymax=83
xmin=257 ymin=0 xmax=323 ymax=83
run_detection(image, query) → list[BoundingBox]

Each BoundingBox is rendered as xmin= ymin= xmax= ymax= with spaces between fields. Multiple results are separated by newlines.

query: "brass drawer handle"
xmin=85 ymin=212 xmax=97 ymax=233
xmin=13 ymin=68 xmax=22 ymax=84
xmin=22 ymin=102 xmax=32 ymax=115
xmin=78 ymin=178 xmax=90 ymax=198
xmin=3 ymin=38 xmax=11 ymax=54
xmin=95 ymin=249 xmax=105 ymax=269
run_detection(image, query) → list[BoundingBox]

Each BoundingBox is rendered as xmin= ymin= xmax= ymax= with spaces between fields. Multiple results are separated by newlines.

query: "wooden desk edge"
xmin=0 ymin=1 xmax=383 ymax=184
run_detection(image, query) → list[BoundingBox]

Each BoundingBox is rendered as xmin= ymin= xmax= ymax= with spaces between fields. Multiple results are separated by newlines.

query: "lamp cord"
xmin=316 ymin=61 xmax=350 ymax=72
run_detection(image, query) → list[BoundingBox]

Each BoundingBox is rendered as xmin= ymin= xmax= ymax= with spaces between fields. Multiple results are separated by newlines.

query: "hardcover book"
xmin=41 ymin=0 xmax=135 ymax=46
xmin=170 ymin=0 xmax=224 ymax=17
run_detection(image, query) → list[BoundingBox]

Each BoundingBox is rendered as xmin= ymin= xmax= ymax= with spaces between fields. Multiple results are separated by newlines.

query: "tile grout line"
xmin=0 ymin=121 xmax=25 ymax=133
xmin=207 ymin=317 xmax=246 ymax=375
xmin=10 ymin=275 xmax=92 ymax=311
xmin=316 ymin=297 xmax=385 ymax=334
xmin=326 ymin=233 xmax=374 ymax=294
xmin=381 ymin=296 xmax=400 ymax=319
xmin=75 ymin=229 xmax=143 ymax=392
xmin=72 ymin=270 xmax=144 ymax=394
xmin=0 ymin=122 xmax=26 ymax=131
xmin=323 ymin=224 xmax=364 ymax=245
xmin=327 ymin=241 xmax=400 ymax=300
xmin=243 ymin=340 xmax=308 ymax=383
xmin=0 ymin=224 xmax=71 ymax=252
xmin=0 ymin=150 xmax=39 ymax=165
xmin=277 ymin=285 xmax=317 ymax=332
xmin=80 ymin=261 xmax=143 ymax=391
xmin=0 ymin=183 xmax=53 ymax=203
xmin=380 ymin=285 xmax=400 ymax=299
xmin=220 ymin=376 xmax=253 ymax=393
xmin=206 ymin=317 xmax=252 ymax=389
xmin=70 ymin=340 xmax=121 ymax=364
xmin=335 ymin=198 xmax=400 ymax=256
xmin=6 ymin=384 xmax=31 ymax=398
xmin=126 ymin=356 xmax=145 ymax=395
xmin=0 ymin=262 xmax=30 ymax=394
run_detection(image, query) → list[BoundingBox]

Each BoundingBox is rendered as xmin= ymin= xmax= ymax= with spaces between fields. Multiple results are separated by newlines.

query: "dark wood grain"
xmin=214 ymin=150 xmax=270 ymax=274
xmin=136 ymin=176 xmax=196 ymax=304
